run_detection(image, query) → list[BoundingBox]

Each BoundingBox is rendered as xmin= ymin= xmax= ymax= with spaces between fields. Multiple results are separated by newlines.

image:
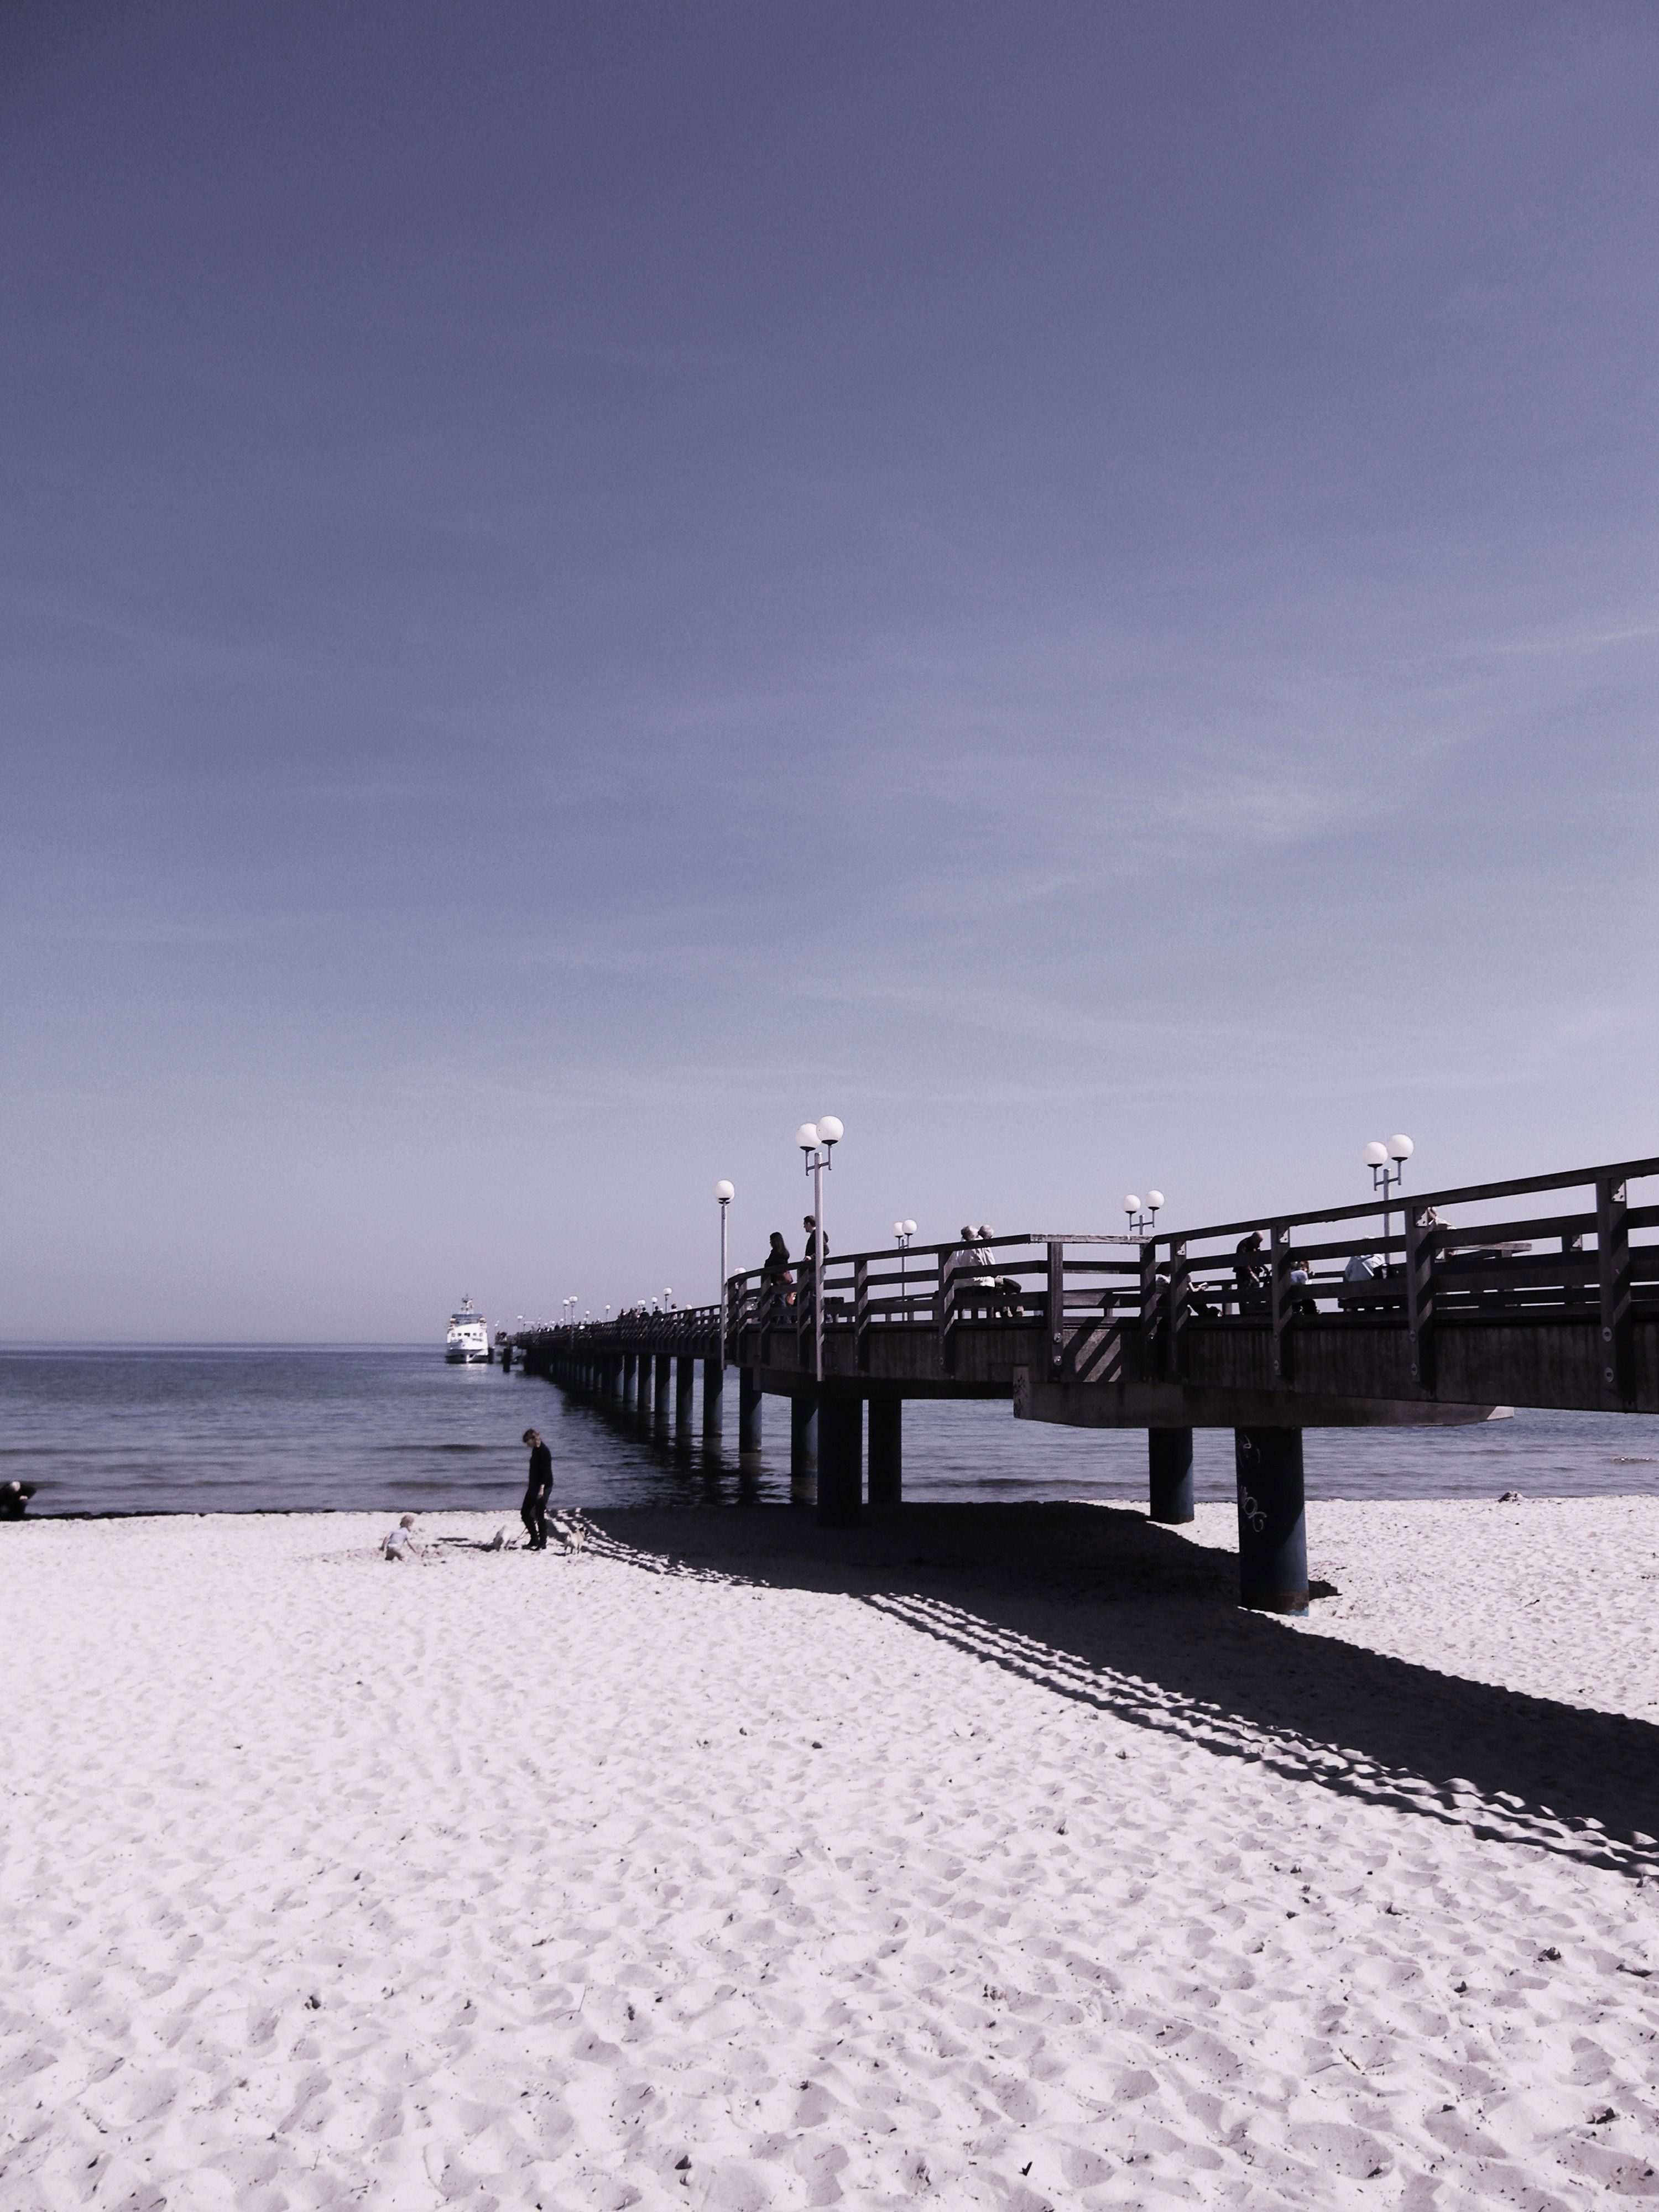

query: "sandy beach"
xmin=3 ymin=1495 xmax=1658 ymax=2210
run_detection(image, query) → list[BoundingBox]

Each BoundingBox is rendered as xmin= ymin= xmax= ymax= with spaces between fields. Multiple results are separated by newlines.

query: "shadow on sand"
xmin=574 ymin=1502 xmax=1659 ymax=1881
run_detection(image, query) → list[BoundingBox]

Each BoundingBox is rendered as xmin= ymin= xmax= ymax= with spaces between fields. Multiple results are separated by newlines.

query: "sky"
xmin=3 ymin=1 xmax=1657 ymax=1341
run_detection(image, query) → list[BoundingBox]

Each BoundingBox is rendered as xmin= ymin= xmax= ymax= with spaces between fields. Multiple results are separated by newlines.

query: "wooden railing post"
xmin=1046 ymin=1241 xmax=1065 ymax=1379
xmin=1269 ymin=1222 xmax=1293 ymax=1381
xmin=854 ymin=1258 xmax=870 ymax=1372
xmin=1405 ymin=1204 xmax=1437 ymax=1393
xmin=938 ymin=1250 xmax=956 ymax=1373
xmin=1139 ymin=1240 xmax=1160 ymax=1378
xmin=1598 ymin=1176 xmax=1634 ymax=1407
xmin=1167 ymin=1238 xmax=1190 ymax=1380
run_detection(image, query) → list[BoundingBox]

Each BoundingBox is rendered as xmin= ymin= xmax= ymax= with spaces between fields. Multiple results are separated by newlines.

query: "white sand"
xmin=3 ymin=1495 xmax=1658 ymax=2210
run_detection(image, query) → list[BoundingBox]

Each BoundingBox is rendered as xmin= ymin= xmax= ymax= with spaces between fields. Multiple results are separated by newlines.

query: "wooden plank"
xmin=1599 ymin=1176 xmax=1635 ymax=1407
xmin=1270 ymin=1221 xmax=1293 ymax=1382
xmin=1167 ymin=1237 xmax=1190 ymax=1380
xmin=1405 ymin=1203 xmax=1437 ymax=1391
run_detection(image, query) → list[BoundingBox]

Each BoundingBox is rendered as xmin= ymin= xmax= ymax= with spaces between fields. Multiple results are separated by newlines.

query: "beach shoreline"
xmin=4 ymin=1497 xmax=1657 ymax=2208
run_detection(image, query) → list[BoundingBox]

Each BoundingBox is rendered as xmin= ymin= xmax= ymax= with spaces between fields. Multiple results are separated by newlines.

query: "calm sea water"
xmin=4 ymin=1346 xmax=1659 ymax=1520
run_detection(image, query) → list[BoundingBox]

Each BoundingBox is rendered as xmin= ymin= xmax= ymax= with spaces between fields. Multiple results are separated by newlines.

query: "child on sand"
xmin=380 ymin=1514 xmax=426 ymax=1562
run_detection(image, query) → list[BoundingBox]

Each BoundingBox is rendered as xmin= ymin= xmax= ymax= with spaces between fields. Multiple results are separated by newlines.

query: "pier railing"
xmin=520 ymin=1150 xmax=1659 ymax=1412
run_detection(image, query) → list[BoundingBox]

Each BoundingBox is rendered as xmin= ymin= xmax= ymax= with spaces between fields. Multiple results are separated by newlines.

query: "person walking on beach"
xmin=520 ymin=1428 xmax=553 ymax=1551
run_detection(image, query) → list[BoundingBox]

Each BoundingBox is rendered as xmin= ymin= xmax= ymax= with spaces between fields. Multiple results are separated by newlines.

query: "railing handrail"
xmin=1147 ymin=1152 xmax=1659 ymax=1249
xmin=518 ymin=1149 xmax=1659 ymax=1345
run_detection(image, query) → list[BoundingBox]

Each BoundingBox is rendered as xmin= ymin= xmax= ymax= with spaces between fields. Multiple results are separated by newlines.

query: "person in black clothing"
xmin=0 ymin=1479 xmax=35 ymax=1521
xmin=520 ymin=1428 xmax=553 ymax=1551
xmin=760 ymin=1231 xmax=794 ymax=1318
xmin=1233 ymin=1230 xmax=1267 ymax=1310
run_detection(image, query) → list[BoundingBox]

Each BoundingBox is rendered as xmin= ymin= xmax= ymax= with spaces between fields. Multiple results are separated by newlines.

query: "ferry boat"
xmin=445 ymin=1298 xmax=489 ymax=1364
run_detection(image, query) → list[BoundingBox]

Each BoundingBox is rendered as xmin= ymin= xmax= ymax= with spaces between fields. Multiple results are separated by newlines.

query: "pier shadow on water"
xmin=575 ymin=1503 xmax=1659 ymax=1882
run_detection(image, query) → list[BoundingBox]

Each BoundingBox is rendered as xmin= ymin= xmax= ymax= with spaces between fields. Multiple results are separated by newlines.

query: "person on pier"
xmin=1233 ymin=1230 xmax=1267 ymax=1312
xmin=761 ymin=1232 xmax=794 ymax=1320
xmin=800 ymin=1213 xmax=830 ymax=1321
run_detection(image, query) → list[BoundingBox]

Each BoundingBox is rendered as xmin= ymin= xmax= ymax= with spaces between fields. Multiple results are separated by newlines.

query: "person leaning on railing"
xmin=760 ymin=1231 xmax=794 ymax=1320
xmin=977 ymin=1225 xmax=1025 ymax=1317
xmin=1234 ymin=1230 xmax=1268 ymax=1312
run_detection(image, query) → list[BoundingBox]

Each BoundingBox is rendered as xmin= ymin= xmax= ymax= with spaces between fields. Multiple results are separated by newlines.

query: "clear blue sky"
xmin=3 ymin=2 xmax=1656 ymax=1340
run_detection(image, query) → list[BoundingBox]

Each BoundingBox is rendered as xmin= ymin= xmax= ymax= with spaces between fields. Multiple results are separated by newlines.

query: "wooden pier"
xmin=518 ymin=1150 xmax=1659 ymax=1612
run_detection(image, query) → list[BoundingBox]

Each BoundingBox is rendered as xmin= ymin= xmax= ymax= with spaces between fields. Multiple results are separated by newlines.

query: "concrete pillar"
xmin=868 ymin=1397 xmax=902 ymax=1506
xmin=739 ymin=1367 xmax=763 ymax=1452
xmin=611 ymin=1356 xmax=625 ymax=1401
xmin=702 ymin=1357 xmax=724 ymax=1439
xmin=1233 ymin=1428 xmax=1308 ymax=1613
xmin=637 ymin=1355 xmax=654 ymax=1417
xmin=818 ymin=1398 xmax=862 ymax=1527
xmin=623 ymin=1352 xmax=637 ymax=1405
xmin=676 ymin=1355 xmax=696 ymax=1431
xmin=790 ymin=1391 xmax=818 ymax=1506
xmin=1149 ymin=1428 xmax=1195 ymax=1524
xmin=654 ymin=1353 xmax=672 ymax=1425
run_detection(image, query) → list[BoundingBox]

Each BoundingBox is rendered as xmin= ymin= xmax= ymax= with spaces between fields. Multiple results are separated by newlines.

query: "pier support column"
xmin=637 ymin=1355 xmax=654 ymax=1417
xmin=739 ymin=1367 xmax=763 ymax=1452
xmin=676 ymin=1355 xmax=696 ymax=1432
xmin=1149 ymin=1428 xmax=1194 ymax=1524
xmin=1233 ymin=1428 xmax=1308 ymax=1613
xmin=623 ymin=1352 xmax=637 ymax=1405
xmin=654 ymin=1353 xmax=672 ymax=1426
xmin=790 ymin=1391 xmax=818 ymax=1506
xmin=818 ymin=1399 xmax=862 ymax=1528
xmin=868 ymin=1398 xmax=902 ymax=1506
xmin=702 ymin=1357 xmax=724 ymax=1440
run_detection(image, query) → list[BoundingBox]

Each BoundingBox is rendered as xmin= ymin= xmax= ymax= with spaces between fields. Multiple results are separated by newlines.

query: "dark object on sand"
xmin=0 ymin=1480 xmax=35 ymax=1521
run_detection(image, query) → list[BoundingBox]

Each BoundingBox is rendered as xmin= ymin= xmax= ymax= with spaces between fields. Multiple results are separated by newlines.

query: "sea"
xmin=4 ymin=1345 xmax=1659 ymax=1520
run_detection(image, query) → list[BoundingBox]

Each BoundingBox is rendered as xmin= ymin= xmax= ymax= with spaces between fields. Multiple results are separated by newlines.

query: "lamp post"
xmin=1364 ymin=1135 xmax=1413 ymax=1271
xmin=714 ymin=1181 xmax=734 ymax=1365
xmin=1124 ymin=1191 xmax=1165 ymax=1239
xmin=796 ymin=1115 xmax=843 ymax=1383
xmin=893 ymin=1218 xmax=916 ymax=1315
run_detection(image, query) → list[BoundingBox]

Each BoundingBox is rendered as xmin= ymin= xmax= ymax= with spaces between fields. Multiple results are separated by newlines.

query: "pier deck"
xmin=517 ymin=1151 xmax=1659 ymax=1609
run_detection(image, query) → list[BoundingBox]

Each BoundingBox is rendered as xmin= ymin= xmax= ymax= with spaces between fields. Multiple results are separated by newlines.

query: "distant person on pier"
xmin=1233 ymin=1230 xmax=1266 ymax=1303
xmin=520 ymin=1428 xmax=554 ymax=1552
xmin=978 ymin=1225 xmax=1023 ymax=1317
xmin=1343 ymin=1251 xmax=1376 ymax=1282
xmin=761 ymin=1232 xmax=794 ymax=1318
xmin=800 ymin=1213 xmax=829 ymax=1314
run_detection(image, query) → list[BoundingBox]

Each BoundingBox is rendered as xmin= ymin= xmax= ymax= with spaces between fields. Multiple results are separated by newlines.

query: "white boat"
xmin=445 ymin=1297 xmax=489 ymax=1364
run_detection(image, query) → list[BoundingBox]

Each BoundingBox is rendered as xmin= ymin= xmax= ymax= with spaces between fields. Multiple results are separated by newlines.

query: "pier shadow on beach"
xmin=577 ymin=1503 xmax=1659 ymax=1881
